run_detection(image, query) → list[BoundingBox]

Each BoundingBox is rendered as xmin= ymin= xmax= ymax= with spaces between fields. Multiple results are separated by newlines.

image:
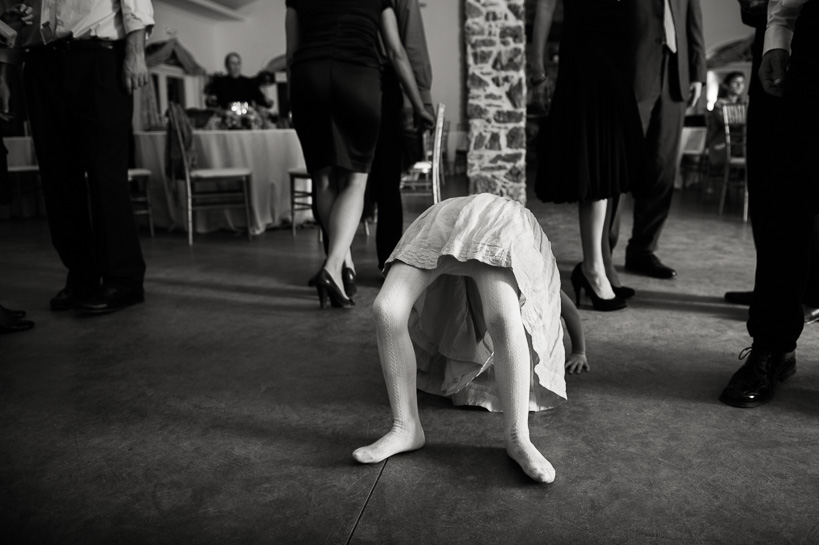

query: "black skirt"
xmin=534 ymin=1 xmax=644 ymax=204
xmin=290 ymin=60 xmax=382 ymax=173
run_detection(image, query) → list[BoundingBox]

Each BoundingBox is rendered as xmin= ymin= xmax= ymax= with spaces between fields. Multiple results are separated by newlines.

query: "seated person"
xmin=706 ymin=71 xmax=747 ymax=166
xmin=205 ymin=52 xmax=272 ymax=110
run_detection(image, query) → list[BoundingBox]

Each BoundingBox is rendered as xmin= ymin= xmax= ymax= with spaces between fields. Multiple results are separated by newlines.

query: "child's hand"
xmin=565 ymin=352 xmax=589 ymax=374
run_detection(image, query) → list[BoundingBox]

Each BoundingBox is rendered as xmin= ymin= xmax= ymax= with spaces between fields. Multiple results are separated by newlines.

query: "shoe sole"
xmin=76 ymin=298 xmax=144 ymax=315
xmin=719 ymin=361 xmax=797 ymax=408
xmin=624 ymin=266 xmax=677 ymax=279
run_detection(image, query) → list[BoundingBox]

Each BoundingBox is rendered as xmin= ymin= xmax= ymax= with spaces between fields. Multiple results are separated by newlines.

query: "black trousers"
xmin=23 ymin=44 xmax=145 ymax=290
xmin=748 ymin=2 xmax=819 ymax=351
xmin=369 ymin=67 xmax=405 ymax=270
xmin=611 ymin=49 xmax=686 ymax=257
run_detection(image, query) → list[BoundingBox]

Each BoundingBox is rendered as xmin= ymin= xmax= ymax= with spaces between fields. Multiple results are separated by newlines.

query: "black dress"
xmin=287 ymin=0 xmax=391 ymax=173
xmin=535 ymin=0 xmax=644 ymax=204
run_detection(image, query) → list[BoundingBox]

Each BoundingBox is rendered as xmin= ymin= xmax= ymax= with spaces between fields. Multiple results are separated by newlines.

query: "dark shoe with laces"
xmin=719 ymin=347 xmax=796 ymax=408
xmin=625 ymin=254 xmax=677 ymax=279
xmin=76 ymin=285 xmax=144 ymax=315
xmin=0 ymin=304 xmax=26 ymax=319
xmin=50 ymin=283 xmax=96 ymax=312
xmin=0 ymin=318 xmax=35 ymax=334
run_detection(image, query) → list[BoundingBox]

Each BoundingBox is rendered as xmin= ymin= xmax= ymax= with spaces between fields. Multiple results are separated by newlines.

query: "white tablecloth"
xmin=134 ymin=129 xmax=307 ymax=235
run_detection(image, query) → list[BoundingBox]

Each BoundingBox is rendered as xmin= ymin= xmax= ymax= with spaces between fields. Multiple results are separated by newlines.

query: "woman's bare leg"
xmin=353 ymin=263 xmax=431 ymax=463
xmin=472 ymin=265 xmax=555 ymax=483
xmin=578 ymin=199 xmax=615 ymax=299
xmin=323 ymin=170 xmax=368 ymax=294
xmin=602 ymin=196 xmax=623 ymax=288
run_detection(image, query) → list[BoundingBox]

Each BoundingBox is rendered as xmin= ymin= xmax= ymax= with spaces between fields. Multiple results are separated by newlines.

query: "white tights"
xmin=353 ymin=261 xmax=555 ymax=483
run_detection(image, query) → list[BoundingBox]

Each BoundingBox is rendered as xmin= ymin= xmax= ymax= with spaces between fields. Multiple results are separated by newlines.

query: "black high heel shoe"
xmin=612 ymin=286 xmax=635 ymax=299
xmin=571 ymin=264 xmax=627 ymax=312
xmin=314 ymin=268 xmax=354 ymax=309
xmin=342 ymin=266 xmax=357 ymax=297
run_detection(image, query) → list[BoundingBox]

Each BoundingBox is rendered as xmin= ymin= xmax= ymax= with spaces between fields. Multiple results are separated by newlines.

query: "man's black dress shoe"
xmin=624 ymin=254 xmax=677 ymax=279
xmin=724 ymin=291 xmax=753 ymax=306
xmin=76 ymin=286 xmax=144 ymax=315
xmin=0 ymin=319 xmax=35 ymax=334
xmin=0 ymin=304 xmax=26 ymax=319
xmin=719 ymin=347 xmax=796 ymax=408
xmin=50 ymin=284 xmax=95 ymax=312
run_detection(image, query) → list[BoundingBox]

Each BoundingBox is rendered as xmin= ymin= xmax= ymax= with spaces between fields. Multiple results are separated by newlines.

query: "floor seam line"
xmin=344 ymin=459 xmax=388 ymax=545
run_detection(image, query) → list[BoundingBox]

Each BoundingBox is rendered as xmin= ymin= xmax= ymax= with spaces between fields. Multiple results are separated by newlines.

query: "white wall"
xmin=150 ymin=2 xmax=223 ymax=71
xmin=215 ymin=2 xmax=289 ymax=75
xmin=701 ymin=0 xmax=753 ymax=55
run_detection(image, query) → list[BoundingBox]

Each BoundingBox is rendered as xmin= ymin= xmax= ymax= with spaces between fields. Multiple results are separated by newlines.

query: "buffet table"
xmin=134 ymin=129 xmax=307 ymax=235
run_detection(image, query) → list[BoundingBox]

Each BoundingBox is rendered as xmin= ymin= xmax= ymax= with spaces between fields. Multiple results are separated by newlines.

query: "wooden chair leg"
xmin=290 ymin=174 xmax=297 ymax=237
xmin=719 ymin=166 xmax=730 ymax=215
xmin=244 ymin=176 xmax=253 ymax=242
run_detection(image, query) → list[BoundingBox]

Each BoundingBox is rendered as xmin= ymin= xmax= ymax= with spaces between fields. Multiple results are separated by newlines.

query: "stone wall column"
xmin=464 ymin=0 xmax=527 ymax=202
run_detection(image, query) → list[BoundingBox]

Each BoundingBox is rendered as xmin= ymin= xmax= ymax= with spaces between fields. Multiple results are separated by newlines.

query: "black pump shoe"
xmin=314 ymin=268 xmax=354 ymax=309
xmin=342 ymin=266 xmax=357 ymax=297
xmin=612 ymin=286 xmax=636 ymax=299
xmin=570 ymin=264 xmax=627 ymax=312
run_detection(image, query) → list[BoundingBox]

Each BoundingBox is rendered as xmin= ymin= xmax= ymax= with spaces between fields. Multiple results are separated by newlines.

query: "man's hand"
xmin=759 ymin=48 xmax=789 ymax=97
xmin=0 ymin=4 xmax=34 ymax=31
xmin=687 ymin=81 xmax=703 ymax=108
xmin=123 ymin=31 xmax=149 ymax=95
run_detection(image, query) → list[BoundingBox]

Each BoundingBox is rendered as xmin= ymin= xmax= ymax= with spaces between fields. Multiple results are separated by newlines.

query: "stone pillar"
xmin=464 ymin=0 xmax=527 ymax=202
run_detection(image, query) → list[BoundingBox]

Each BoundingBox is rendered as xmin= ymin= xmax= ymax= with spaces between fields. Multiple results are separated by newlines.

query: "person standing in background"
xmin=720 ymin=0 xmax=819 ymax=408
xmin=368 ymin=0 xmax=433 ymax=273
xmin=611 ymin=0 xmax=707 ymax=280
xmin=0 ymin=2 xmax=35 ymax=334
xmin=723 ymin=0 xmax=819 ymax=327
xmin=0 ymin=0 xmax=153 ymax=315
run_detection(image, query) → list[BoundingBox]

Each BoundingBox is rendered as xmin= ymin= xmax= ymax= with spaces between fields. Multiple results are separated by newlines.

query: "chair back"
xmin=166 ymin=102 xmax=195 ymax=206
xmin=431 ymin=103 xmax=446 ymax=204
xmin=721 ymin=102 xmax=747 ymax=159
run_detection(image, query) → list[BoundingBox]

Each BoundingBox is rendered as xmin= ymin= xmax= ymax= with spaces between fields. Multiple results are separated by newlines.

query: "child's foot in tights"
xmin=505 ymin=435 xmax=555 ymax=483
xmin=353 ymin=421 xmax=426 ymax=463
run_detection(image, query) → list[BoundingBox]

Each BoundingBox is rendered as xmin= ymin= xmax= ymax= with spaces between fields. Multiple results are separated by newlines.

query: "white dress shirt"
xmin=764 ymin=0 xmax=809 ymax=54
xmin=21 ymin=0 xmax=154 ymax=47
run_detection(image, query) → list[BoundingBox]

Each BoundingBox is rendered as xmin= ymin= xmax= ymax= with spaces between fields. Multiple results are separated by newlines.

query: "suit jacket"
xmin=630 ymin=0 xmax=707 ymax=103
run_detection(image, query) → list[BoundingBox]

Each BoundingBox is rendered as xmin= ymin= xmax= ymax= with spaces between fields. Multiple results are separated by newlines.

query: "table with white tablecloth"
xmin=134 ymin=129 xmax=308 ymax=235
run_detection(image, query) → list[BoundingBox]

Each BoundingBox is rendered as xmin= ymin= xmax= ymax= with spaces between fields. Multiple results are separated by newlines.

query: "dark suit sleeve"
xmin=687 ymin=0 xmax=707 ymax=83
xmin=393 ymin=0 xmax=433 ymax=106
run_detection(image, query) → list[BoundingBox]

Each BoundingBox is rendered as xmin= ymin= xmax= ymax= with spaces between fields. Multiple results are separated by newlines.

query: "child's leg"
xmin=353 ymin=262 xmax=432 ymax=463
xmin=472 ymin=266 xmax=556 ymax=483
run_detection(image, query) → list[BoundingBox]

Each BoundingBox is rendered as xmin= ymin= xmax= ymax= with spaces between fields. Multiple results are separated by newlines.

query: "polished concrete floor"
xmin=1 ymin=181 xmax=817 ymax=545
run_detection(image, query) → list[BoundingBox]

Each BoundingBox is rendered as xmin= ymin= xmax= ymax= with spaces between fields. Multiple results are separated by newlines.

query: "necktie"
xmin=663 ymin=0 xmax=678 ymax=54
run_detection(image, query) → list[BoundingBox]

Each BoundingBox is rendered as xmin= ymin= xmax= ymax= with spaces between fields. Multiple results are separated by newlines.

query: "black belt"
xmin=25 ymin=39 xmax=123 ymax=55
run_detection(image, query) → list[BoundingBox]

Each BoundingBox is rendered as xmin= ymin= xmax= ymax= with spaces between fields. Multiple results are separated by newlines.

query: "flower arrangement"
xmin=203 ymin=102 xmax=272 ymax=131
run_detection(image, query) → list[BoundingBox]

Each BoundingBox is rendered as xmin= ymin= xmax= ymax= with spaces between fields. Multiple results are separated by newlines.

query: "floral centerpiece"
xmin=203 ymin=102 xmax=272 ymax=131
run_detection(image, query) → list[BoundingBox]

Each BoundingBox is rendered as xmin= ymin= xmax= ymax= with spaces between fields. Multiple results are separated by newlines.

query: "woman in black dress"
xmin=531 ymin=0 xmax=644 ymax=311
xmin=285 ymin=0 xmax=434 ymax=309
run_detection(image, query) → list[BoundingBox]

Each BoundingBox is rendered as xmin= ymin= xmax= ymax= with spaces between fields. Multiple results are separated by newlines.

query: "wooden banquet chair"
xmin=127 ymin=168 xmax=155 ymax=237
xmin=167 ymin=103 xmax=253 ymax=246
xmin=6 ymin=165 xmax=43 ymax=216
xmin=288 ymin=167 xmax=370 ymax=238
xmin=718 ymin=102 xmax=748 ymax=222
xmin=401 ymin=103 xmax=447 ymax=204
